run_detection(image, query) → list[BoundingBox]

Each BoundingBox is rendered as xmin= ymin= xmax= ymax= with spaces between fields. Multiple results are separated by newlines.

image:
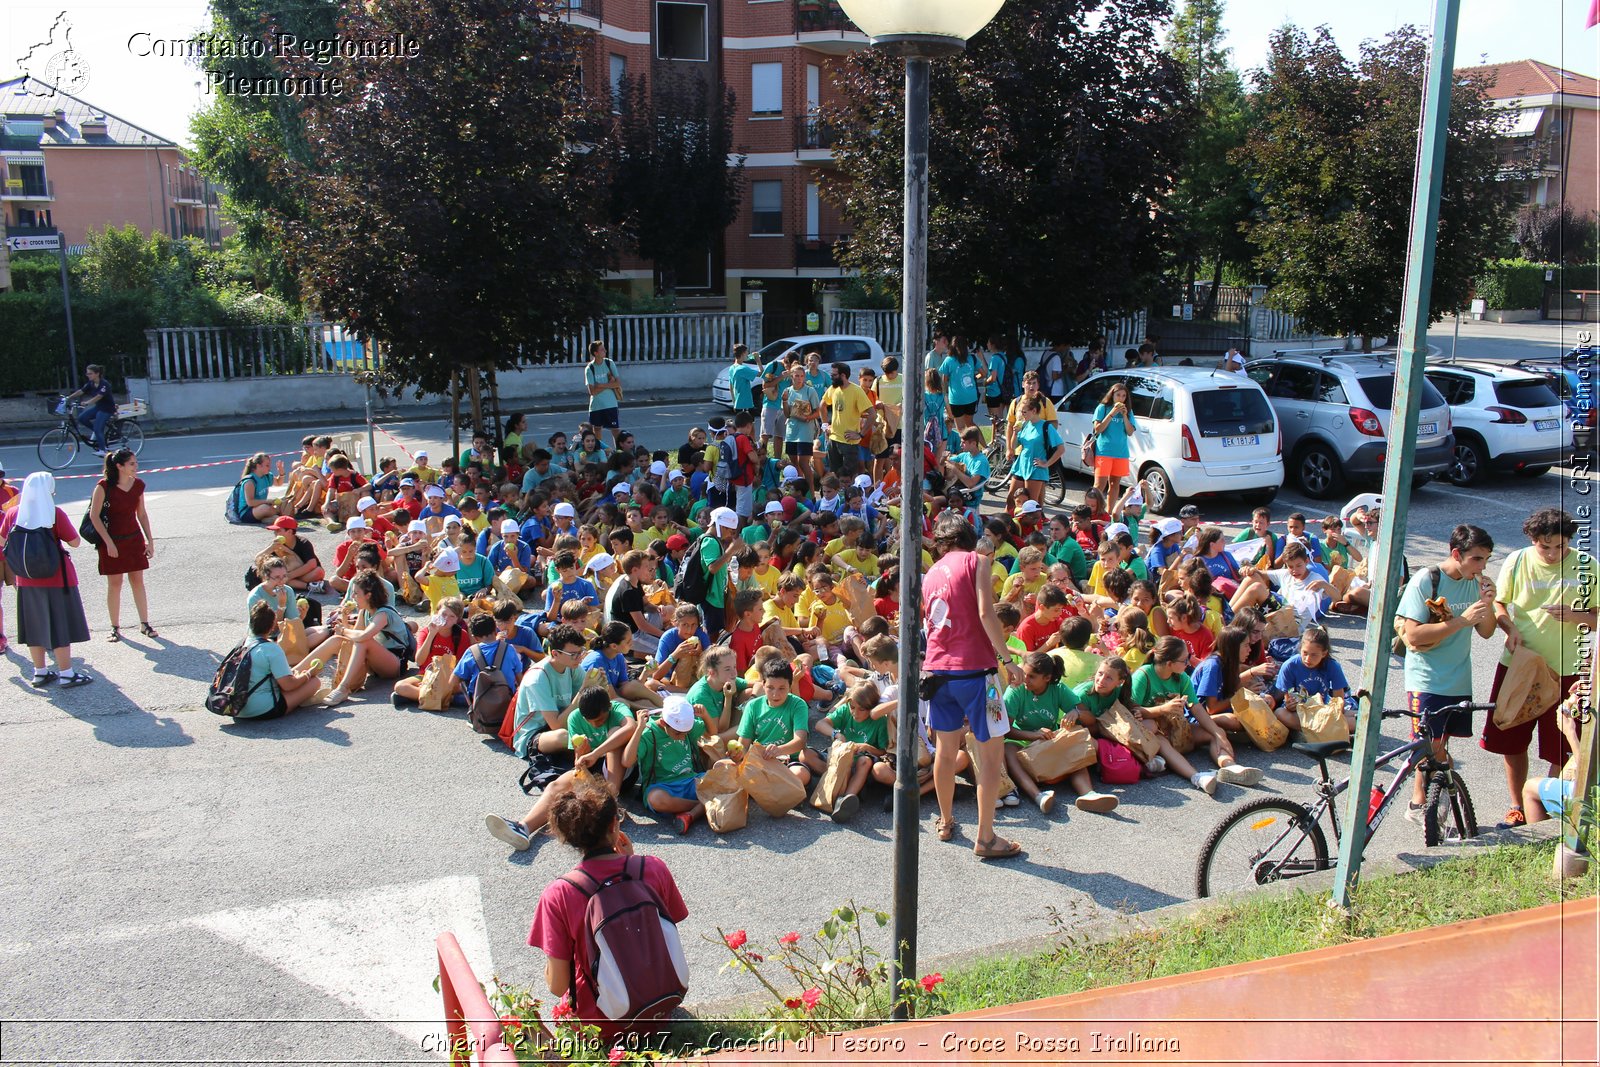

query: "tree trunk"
xmin=450 ymin=371 xmax=462 ymax=465
xmin=1202 ymin=258 xmax=1223 ymax=319
xmin=1361 ymin=334 xmax=1374 ymax=353
xmin=487 ymin=366 xmax=503 ymax=446
xmin=464 ymin=365 xmax=484 ymax=436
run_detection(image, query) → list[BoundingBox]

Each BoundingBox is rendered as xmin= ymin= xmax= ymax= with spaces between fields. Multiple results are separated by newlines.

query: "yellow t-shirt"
xmin=822 ymin=383 xmax=872 ymax=444
xmin=762 ymin=601 xmax=801 ymax=631
xmin=407 ymin=464 xmax=441 ymax=486
xmin=751 ymin=564 xmax=779 ymax=598
xmin=1003 ymin=570 xmax=1047 ymax=603
xmin=1497 ymin=546 xmax=1599 ymax=676
xmin=421 ymin=573 xmax=461 ymax=615
xmin=1051 ymin=647 xmax=1104 ymax=691
xmin=632 ymin=531 xmax=654 ymax=551
xmin=808 ymin=597 xmax=855 ymax=644
xmin=1119 ymin=643 xmax=1151 ymax=674
xmin=463 ymin=514 xmax=489 ymax=534
xmin=877 ymin=374 xmax=904 ymax=410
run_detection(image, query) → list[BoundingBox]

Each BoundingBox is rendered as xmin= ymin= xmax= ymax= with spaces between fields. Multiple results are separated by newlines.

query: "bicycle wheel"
xmin=1423 ymin=769 xmax=1477 ymax=847
xmin=37 ymin=427 xmax=79 ymax=470
xmin=1045 ymin=462 xmax=1069 ymax=506
xmin=110 ymin=419 xmax=145 ymax=457
xmin=984 ymin=440 xmax=1009 ymax=493
xmin=1195 ymin=797 xmax=1330 ymax=898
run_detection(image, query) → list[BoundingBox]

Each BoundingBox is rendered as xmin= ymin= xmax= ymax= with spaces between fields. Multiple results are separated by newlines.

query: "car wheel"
xmin=1293 ymin=444 xmax=1343 ymax=499
xmin=1515 ymin=465 xmax=1552 ymax=478
xmin=1141 ymin=465 xmax=1175 ymax=513
xmin=1243 ymin=487 xmax=1278 ymax=507
xmin=1448 ymin=436 xmax=1486 ymax=487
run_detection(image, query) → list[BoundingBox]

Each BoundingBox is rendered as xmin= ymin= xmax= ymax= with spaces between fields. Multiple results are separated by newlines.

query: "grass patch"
xmin=677 ymin=839 xmax=1595 ymax=1046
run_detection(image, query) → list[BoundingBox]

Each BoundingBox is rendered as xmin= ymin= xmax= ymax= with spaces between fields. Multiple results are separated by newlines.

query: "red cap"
xmin=666 ymin=533 xmax=689 ymax=551
xmin=270 ymin=516 xmax=298 ymax=532
xmin=781 ymin=495 xmax=798 ymax=519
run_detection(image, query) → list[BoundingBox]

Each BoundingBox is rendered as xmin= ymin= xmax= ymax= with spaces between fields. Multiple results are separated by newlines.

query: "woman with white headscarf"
xmin=0 ymin=472 xmax=93 ymax=687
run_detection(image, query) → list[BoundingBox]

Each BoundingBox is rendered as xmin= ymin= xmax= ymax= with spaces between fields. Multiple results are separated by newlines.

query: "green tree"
xmin=1165 ymin=0 xmax=1254 ymax=307
xmin=609 ymin=74 xmax=743 ymax=299
xmin=268 ymin=0 xmax=614 ymax=406
xmin=1513 ymin=202 xmax=1597 ymax=264
xmin=825 ymin=0 xmax=1188 ymax=343
xmin=1239 ymin=25 xmax=1512 ymax=346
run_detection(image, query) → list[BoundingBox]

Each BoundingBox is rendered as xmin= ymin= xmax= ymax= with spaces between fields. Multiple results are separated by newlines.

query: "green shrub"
xmin=5 ymin=251 xmax=67 ymax=293
xmin=1475 ymin=258 xmax=1547 ymax=310
xmin=0 ymin=289 xmax=149 ymax=394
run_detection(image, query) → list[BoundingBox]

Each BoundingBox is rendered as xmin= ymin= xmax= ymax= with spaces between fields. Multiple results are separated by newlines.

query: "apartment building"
xmin=565 ymin=0 xmax=866 ymax=337
xmin=1457 ymin=59 xmax=1600 ymax=219
xmin=0 ymin=77 xmax=224 ymax=255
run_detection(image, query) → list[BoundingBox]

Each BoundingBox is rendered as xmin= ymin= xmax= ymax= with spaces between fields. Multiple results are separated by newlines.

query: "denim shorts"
xmin=926 ymin=671 xmax=1005 ymax=742
xmin=644 ymin=775 xmax=702 ymax=811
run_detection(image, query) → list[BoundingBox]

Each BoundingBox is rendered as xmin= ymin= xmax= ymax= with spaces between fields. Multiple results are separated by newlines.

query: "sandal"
xmin=107 ymin=626 xmax=121 ymax=643
xmin=973 ymin=836 xmax=1024 ymax=861
xmin=936 ymin=817 xmax=958 ymax=842
xmin=139 ymin=622 xmax=159 ymax=638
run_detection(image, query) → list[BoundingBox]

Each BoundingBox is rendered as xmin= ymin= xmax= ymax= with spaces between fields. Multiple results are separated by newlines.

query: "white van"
xmin=1056 ymin=367 xmax=1283 ymax=512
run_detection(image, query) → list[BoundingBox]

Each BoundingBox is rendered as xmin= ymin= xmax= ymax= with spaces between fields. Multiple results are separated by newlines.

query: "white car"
xmin=711 ymin=334 xmax=886 ymax=407
xmin=1056 ymin=367 xmax=1284 ymax=512
xmin=1423 ymin=360 xmax=1572 ymax=486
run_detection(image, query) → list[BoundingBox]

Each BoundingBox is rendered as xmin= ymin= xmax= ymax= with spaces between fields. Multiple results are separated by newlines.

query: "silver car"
xmin=1245 ymin=353 xmax=1454 ymax=498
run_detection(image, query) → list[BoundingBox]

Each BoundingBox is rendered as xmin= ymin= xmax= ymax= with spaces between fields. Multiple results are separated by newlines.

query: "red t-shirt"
xmin=333 ymin=539 xmax=389 ymax=574
xmin=327 ymin=472 xmax=367 ymax=495
xmin=1173 ymin=623 xmax=1215 ymax=666
xmin=396 ymin=496 xmax=423 ymax=520
xmin=729 ymin=433 xmax=757 ymax=486
xmin=1014 ymin=610 xmax=1064 ymax=653
xmin=366 ymin=514 xmax=400 ymax=541
xmin=417 ymin=622 xmax=472 ymax=669
xmin=873 ymin=595 xmax=898 ymax=621
xmin=527 ymin=854 xmax=688 ymax=1035
xmin=727 ymin=623 xmax=762 ymax=674
xmin=0 ymin=507 xmax=79 ymax=588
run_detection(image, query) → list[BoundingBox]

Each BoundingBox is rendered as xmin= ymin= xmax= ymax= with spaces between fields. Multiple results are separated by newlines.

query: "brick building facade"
xmin=1457 ymin=59 xmax=1600 ymax=221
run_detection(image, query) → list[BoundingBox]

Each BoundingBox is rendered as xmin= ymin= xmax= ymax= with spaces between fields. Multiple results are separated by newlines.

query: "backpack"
xmin=206 ymin=639 xmax=282 ymax=717
xmin=1037 ymin=349 xmax=1066 ymax=399
xmin=1096 ymin=738 xmax=1142 ymax=785
xmin=467 ymin=642 xmax=514 ymax=735
xmin=994 ymin=351 xmax=1023 ymax=403
xmin=225 ymin=479 xmax=255 ymax=525
xmin=562 ymin=855 xmax=690 ymax=1023
xmin=672 ymin=535 xmax=711 ymax=604
xmin=1392 ymin=565 xmax=1442 ymax=658
xmin=3 ymin=524 xmax=63 ymax=582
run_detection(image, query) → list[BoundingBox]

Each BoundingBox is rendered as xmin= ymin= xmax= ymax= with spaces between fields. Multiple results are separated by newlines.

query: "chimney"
xmin=82 ymin=114 xmax=108 ymax=137
xmin=41 ymin=113 xmax=56 ymax=130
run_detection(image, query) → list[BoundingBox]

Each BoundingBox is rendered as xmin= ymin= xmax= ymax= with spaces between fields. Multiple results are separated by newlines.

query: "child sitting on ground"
xmin=809 ymin=681 xmax=894 ymax=822
xmin=736 ymin=659 xmax=813 ymax=788
xmin=622 ymin=695 xmax=707 ymax=836
xmin=1002 ymin=652 xmax=1119 ymax=815
xmin=1050 ymin=615 xmax=1103 ymax=691
xmin=1014 ymin=584 xmax=1072 ymax=653
xmin=686 ymin=646 xmax=748 ymax=739
xmin=1272 ymin=625 xmax=1354 ymax=735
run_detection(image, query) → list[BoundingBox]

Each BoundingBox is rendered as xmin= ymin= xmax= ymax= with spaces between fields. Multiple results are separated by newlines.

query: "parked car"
xmin=1509 ymin=349 xmax=1595 ymax=453
xmin=1423 ymin=361 xmax=1571 ymax=486
xmin=711 ymin=334 xmax=885 ymax=408
xmin=1245 ymin=353 xmax=1454 ymax=498
xmin=1055 ymin=367 xmax=1283 ymax=513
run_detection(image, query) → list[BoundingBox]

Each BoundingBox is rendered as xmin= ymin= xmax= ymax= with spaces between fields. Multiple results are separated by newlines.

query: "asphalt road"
xmin=0 ymin=319 xmax=1594 ymax=1064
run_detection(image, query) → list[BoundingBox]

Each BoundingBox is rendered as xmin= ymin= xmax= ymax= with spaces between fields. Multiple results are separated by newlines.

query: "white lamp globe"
xmin=835 ymin=0 xmax=1007 ymax=50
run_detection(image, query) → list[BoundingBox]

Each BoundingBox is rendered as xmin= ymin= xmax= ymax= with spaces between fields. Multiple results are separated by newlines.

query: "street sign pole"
xmin=1331 ymin=0 xmax=1461 ymax=909
xmin=58 ymin=241 xmax=79 ymax=391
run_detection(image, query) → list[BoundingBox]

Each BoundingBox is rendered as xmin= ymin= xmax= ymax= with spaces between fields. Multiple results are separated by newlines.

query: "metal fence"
xmin=829 ymin=308 xmax=1149 ymax=357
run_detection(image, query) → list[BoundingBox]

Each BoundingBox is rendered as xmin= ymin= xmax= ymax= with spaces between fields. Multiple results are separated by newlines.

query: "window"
xmin=609 ymin=55 xmax=626 ymax=112
xmin=751 ymin=180 xmax=782 ymax=235
xmin=1126 ymin=375 xmax=1174 ymax=420
xmin=751 ymin=62 xmax=783 ymax=115
xmin=656 ymin=2 xmax=708 ymax=61
xmin=1316 ymin=372 xmax=1347 ymax=405
xmin=1494 ymin=379 xmax=1560 ymax=408
xmin=1066 ymin=377 xmax=1118 ymax=415
xmin=1193 ymin=388 xmax=1275 ymax=436
xmin=1425 ymin=372 xmax=1471 ymax=405
xmin=1356 ymin=375 xmax=1447 ymax=411
xmin=1269 ymin=364 xmax=1320 ymax=402
xmin=825 ymin=340 xmax=872 ymax=363
xmin=804 ymin=183 xmax=819 ymax=240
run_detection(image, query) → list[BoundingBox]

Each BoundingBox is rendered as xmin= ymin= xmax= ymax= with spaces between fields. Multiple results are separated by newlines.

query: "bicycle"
xmin=982 ymin=432 xmax=1069 ymax=506
xmin=37 ymin=396 xmax=146 ymax=471
xmin=1193 ymin=701 xmax=1492 ymax=898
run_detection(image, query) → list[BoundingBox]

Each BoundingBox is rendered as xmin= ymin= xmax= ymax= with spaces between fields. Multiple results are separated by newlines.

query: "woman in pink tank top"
xmin=921 ymin=515 xmax=1022 ymax=861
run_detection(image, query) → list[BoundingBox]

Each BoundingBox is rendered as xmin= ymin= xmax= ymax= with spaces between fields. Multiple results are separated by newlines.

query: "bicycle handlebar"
xmin=1381 ymin=702 xmax=1496 ymax=719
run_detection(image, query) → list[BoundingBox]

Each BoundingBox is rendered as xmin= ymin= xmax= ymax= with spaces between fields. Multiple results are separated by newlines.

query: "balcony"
xmin=796 ymin=1 xmax=867 ymax=53
xmin=2 ymin=177 xmax=54 ymax=202
xmin=796 ymin=113 xmax=839 ymax=163
xmin=795 ymin=233 xmax=850 ymax=269
xmin=562 ymin=0 xmax=602 ymax=27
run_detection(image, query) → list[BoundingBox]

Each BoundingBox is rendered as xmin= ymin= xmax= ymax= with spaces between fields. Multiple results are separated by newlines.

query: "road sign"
xmin=6 ymin=234 xmax=61 ymax=251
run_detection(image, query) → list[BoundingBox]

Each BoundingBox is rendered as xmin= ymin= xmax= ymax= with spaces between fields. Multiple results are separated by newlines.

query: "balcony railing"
xmin=796 ymin=114 xmax=839 ymax=151
xmin=1 ymin=177 xmax=53 ymax=200
xmin=795 ymin=233 xmax=850 ymax=268
xmin=564 ymin=0 xmax=602 ymax=21
xmin=797 ymin=1 xmax=855 ymax=34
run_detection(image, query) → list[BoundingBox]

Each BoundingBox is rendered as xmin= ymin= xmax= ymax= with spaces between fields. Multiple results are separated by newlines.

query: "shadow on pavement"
xmin=219 ymin=706 xmax=355 ymax=746
xmin=3 ymin=670 xmax=194 ymax=749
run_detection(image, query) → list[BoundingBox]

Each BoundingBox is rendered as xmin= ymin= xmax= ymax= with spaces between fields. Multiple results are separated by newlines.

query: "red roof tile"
xmin=1456 ymin=59 xmax=1600 ymax=101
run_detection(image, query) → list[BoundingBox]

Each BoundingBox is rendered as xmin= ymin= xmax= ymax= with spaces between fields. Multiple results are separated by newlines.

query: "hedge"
xmin=1475 ymin=258 xmax=1547 ymax=310
xmin=0 ymin=290 xmax=150 ymax=395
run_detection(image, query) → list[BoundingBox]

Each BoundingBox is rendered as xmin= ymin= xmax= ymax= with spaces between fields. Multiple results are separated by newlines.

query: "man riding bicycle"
xmin=64 ymin=364 xmax=116 ymax=456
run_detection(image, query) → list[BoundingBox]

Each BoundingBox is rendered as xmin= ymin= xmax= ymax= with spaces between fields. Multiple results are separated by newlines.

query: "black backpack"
xmin=207 ymin=639 xmax=281 ymax=717
xmin=3 ymin=525 xmax=63 ymax=582
xmin=468 ymin=642 xmax=514 ymax=735
xmin=672 ymin=535 xmax=711 ymax=604
xmin=995 ymin=351 xmax=1024 ymax=403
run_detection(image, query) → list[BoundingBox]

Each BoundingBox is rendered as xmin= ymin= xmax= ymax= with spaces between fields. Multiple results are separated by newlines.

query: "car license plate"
xmin=1535 ymin=418 xmax=1560 ymax=431
xmin=1220 ymin=435 xmax=1260 ymax=448
xmin=1418 ymin=423 xmax=1437 ymax=436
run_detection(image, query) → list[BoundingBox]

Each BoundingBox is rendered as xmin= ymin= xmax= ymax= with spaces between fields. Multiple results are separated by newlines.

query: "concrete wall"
xmin=144 ymin=358 xmax=727 ymax=421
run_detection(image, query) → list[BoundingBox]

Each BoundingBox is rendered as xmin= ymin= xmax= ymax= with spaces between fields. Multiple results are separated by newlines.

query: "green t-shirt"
xmin=700 ymin=535 xmax=730 ymax=608
xmin=1047 ymin=536 xmax=1090 ymax=582
xmin=686 ymin=675 xmax=749 ymax=715
xmin=739 ymin=522 xmax=776 ymax=547
xmin=566 ymin=700 xmax=633 ymax=751
xmin=825 ymin=704 xmax=889 ymax=749
xmin=1069 ymin=681 xmax=1122 ymax=719
xmin=1130 ymin=663 xmax=1196 ymax=709
xmin=662 ymin=486 xmax=692 ymax=515
xmin=1496 ymin=546 xmax=1597 ymax=677
xmin=1052 ymin=647 xmax=1103 ymax=692
xmin=737 ymin=693 xmax=810 ymax=747
xmin=635 ymin=717 xmax=707 ymax=788
xmin=1002 ymin=681 xmax=1076 ymax=733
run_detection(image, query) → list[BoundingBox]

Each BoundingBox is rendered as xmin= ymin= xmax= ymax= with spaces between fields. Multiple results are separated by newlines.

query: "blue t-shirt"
xmin=547 ymin=576 xmax=598 ymax=614
xmin=454 ymin=639 xmax=524 ymax=695
xmin=658 ymin=627 xmax=712 ymax=663
xmin=1092 ymin=403 xmax=1137 ymax=459
xmin=1191 ymin=655 xmax=1226 ymax=703
xmin=950 ymin=451 xmax=990 ymax=505
xmin=984 ymin=352 xmax=1007 ymax=399
xmin=1398 ymin=568 xmax=1482 ymax=696
xmin=1274 ymin=654 xmax=1350 ymax=699
xmin=506 ymin=621 xmax=544 ymax=656
xmin=728 ymin=362 xmax=761 ymax=409
xmin=580 ymin=648 xmax=631 ymax=688
xmin=419 ymin=503 xmax=463 ymax=522
xmin=519 ymin=516 xmax=547 ymax=545
xmin=489 ymin=539 xmax=533 ymax=572
xmin=939 ymin=354 xmax=980 ymax=407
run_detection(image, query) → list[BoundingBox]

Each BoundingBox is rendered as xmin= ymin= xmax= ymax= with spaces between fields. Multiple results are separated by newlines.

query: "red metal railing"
xmin=436 ymin=932 xmax=519 ymax=1066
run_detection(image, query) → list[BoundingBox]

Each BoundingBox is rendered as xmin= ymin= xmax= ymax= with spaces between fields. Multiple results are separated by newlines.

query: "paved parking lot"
xmin=0 ymin=318 xmax=1593 ymax=1063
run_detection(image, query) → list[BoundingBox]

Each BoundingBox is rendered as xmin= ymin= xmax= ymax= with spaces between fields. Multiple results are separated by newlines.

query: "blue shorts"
xmin=588 ymin=406 xmax=620 ymax=430
xmin=926 ymin=671 xmax=1002 ymax=742
xmin=1409 ymin=692 xmax=1472 ymax=741
xmin=644 ymin=775 xmax=702 ymax=811
xmin=1536 ymin=777 xmax=1571 ymax=818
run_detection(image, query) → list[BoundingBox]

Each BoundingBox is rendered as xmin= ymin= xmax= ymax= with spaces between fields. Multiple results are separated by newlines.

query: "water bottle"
xmin=1367 ymin=785 xmax=1385 ymax=823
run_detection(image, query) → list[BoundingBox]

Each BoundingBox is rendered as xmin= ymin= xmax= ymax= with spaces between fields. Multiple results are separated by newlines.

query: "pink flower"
xmin=920 ymin=972 xmax=945 ymax=993
xmin=800 ymin=987 xmax=822 ymax=1011
xmin=778 ymin=931 xmax=801 ymax=947
xmin=608 ymin=1049 xmax=627 ymax=1065
xmin=550 ymin=996 xmax=574 ymax=1020
xmin=724 ymin=930 xmax=748 ymax=951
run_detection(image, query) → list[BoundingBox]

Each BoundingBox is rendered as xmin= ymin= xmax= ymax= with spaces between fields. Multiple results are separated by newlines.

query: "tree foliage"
xmin=609 ymin=74 xmax=743 ymax=297
xmin=1513 ymin=201 xmax=1597 ymax=264
xmin=269 ymin=0 xmax=614 ymax=394
xmin=1239 ymin=25 xmax=1512 ymax=342
xmin=825 ymin=0 xmax=1188 ymax=343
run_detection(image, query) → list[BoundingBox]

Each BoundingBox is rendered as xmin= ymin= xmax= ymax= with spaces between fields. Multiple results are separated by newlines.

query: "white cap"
xmin=669 ymin=468 xmax=686 ymax=481
xmin=853 ymin=474 xmax=873 ymax=490
xmin=661 ymin=695 xmax=696 ymax=731
xmin=424 ymin=484 xmax=445 ymax=498
xmin=554 ymin=501 xmax=577 ymax=518
xmin=782 ymin=465 xmax=801 ymax=482
xmin=345 ymin=516 xmax=368 ymax=531
xmin=711 ymin=506 xmax=739 ymax=530
xmin=1156 ymin=517 xmax=1183 ymax=538
xmin=500 ymin=519 xmax=520 ymax=536
xmin=433 ymin=549 xmax=460 ymax=574
xmin=763 ymin=500 xmax=785 ymax=516
xmin=415 ymin=449 xmax=429 ymax=459
xmin=443 ymin=515 xmax=463 ymax=527
xmin=407 ymin=519 xmax=427 ymax=533
xmin=611 ymin=482 xmax=632 ymax=496
xmin=1341 ymin=492 xmax=1383 ymax=523
xmin=1104 ymin=522 xmax=1131 ymax=540
xmin=587 ymin=552 xmax=616 ymax=573
xmin=357 ymin=495 xmax=378 ymax=512
xmin=649 ymin=459 xmax=668 ymax=476
xmin=1018 ymin=499 xmax=1042 ymax=515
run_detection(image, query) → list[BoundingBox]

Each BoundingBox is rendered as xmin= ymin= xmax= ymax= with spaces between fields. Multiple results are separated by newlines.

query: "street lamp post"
xmin=834 ymin=0 xmax=1006 ymax=1021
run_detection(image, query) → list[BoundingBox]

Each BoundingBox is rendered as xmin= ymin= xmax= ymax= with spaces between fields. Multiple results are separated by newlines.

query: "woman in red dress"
xmin=87 ymin=449 xmax=157 ymax=641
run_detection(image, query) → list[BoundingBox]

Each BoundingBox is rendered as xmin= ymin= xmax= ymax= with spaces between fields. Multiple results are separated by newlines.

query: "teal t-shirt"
xmin=586 ymin=359 xmax=619 ymax=412
xmin=950 ymin=451 xmax=990 ymax=506
xmin=729 ymin=362 xmax=761 ymax=409
xmin=239 ymin=639 xmax=290 ymax=718
xmin=737 ymin=693 xmax=810 ymax=747
xmin=1398 ymin=567 xmax=1481 ymax=696
xmin=1092 ymin=403 xmax=1137 ymax=459
xmin=939 ymin=354 xmax=980 ymax=407
xmin=984 ymin=351 xmax=1007 ymax=399
xmin=825 ymin=704 xmax=889 ymax=749
xmin=784 ymin=385 xmax=821 ymax=443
